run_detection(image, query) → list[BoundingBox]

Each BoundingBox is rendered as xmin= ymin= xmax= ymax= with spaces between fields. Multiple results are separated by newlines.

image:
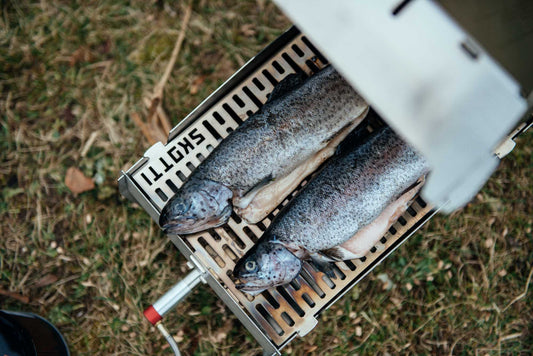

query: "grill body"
xmin=118 ymin=27 xmax=439 ymax=355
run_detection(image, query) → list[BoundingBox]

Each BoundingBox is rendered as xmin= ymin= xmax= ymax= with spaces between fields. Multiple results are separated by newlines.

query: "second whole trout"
xmin=234 ymin=127 xmax=431 ymax=294
xmin=159 ymin=66 xmax=368 ymax=234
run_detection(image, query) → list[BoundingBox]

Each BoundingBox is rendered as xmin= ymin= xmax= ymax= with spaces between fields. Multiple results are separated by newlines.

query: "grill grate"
xmin=119 ymin=27 xmax=436 ymax=354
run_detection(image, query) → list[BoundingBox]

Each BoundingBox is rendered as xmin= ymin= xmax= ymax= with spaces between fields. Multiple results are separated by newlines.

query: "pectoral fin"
xmin=309 ymin=252 xmax=337 ymax=279
xmin=233 ymin=174 xmax=273 ymax=209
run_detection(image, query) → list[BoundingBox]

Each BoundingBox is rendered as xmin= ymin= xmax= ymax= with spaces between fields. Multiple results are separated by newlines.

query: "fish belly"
xmin=332 ymin=177 xmax=424 ymax=260
xmin=235 ymin=107 xmax=369 ymax=223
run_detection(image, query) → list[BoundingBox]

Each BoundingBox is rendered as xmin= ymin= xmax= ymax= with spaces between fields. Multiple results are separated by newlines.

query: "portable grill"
xmin=118 ymin=17 xmax=531 ymax=356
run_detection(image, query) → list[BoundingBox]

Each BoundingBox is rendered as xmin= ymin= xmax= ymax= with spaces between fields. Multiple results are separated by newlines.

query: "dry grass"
xmin=0 ymin=1 xmax=531 ymax=355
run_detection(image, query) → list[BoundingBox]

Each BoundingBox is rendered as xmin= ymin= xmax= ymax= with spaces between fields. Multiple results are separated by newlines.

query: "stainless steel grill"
xmin=118 ymin=27 xmax=439 ymax=355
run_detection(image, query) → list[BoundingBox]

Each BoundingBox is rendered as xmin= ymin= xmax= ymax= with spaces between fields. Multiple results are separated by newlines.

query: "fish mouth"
xmin=234 ymin=276 xmax=273 ymax=295
xmin=234 ymin=280 xmax=269 ymax=296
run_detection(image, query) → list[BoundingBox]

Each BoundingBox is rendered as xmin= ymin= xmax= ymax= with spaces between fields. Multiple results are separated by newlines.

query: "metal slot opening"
xmin=305 ymin=59 xmax=320 ymax=73
xmin=176 ymin=170 xmax=187 ymax=182
xmin=289 ymin=279 xmax=301 ymax=291
xmin=262 ymin=69 xmax=278 ymax=86
xmin=460 ymin=40 xmax=480 ymax=60
xmin=282 ymin=53 xmax=304 ymax=74
xmin=281 ymin=312 xmax=295 ymax=327
xmin=198 ymin=236 xmax=225 ymax=268
xmin=301 ymin=267 xmax=326 ymax=298
xmin=276 ymin=287 xmax=305 ymax=317
xmin=272 ymin=60 xmax=285 ymax=74
xmin=380 ymin=236 xmax=387 ymax=244
xmin=392 ymin=0 xmax=413 ymax=16
xmin=291 ymin=44 xmax=305 ymax=57
xmin=252 ymin=77 xmax=265 ymax=91
xmin=416 ymin=196 xmax=427 ymax=208
xmin=331 ymin=264 xmax=346 ymax=280
xmin=231 ymin=211 xmax=242 ymax=224
xmin=301 ymin=36 xmax=328 ymax=65
xmin=242 ymin=86 xmax=263 ymax=108
xmin=222 ymin=244 xmax=238 ymax=262
xmin=221 ymin=226 xmax=246 ymax=250
xmin=397 ymin=216 xmax=407 ymax=226
xmin=256 ymin=304 xmax=284 ymax=336
xmin=261 ymin=291 xmax=280 ymax=309
xmin=222 ymin=103 xmax=243 ymax=125
xmin=321 ymin=274 xmax=336 ymax=289
xmin=186 ymin=162 xmax=196 ymax=173
xmin=196 ymin=153 xmax=205 ymax=163
xmin=155 ymin=188 xmax=168 ymax=201
xmin=342 ymin=260 xmax=357 ymax=271
xmin=232 ymin=94 xmax=246 ymax=108
xmin=407 ymin=206 xmax=417 ymax=217
xmin=242 ymin=226 xmax=259 ymax=243
xmin=213 ymin=111 xmax=225 ymax=125
xmin=202 ymin=120 xmax=222 ymax=141
xmin=301 ymin=293 xmax=315 ymax=308
xmin=166 ymin=179 xmax=178 ymax=193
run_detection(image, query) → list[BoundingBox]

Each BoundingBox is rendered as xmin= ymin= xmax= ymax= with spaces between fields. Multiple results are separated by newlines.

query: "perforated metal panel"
xmin=119 ymin=27 xmax=438 ymax=355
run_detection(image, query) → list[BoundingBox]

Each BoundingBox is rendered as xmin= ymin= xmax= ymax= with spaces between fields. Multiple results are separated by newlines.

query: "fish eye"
xmin=245 ymin=260 xmax=257 ymax=272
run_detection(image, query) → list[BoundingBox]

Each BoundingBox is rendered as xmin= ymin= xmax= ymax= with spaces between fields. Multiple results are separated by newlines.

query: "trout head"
xmin=234 ymin=237 xmax=302 ymax=295
xmin=159 ymin=179 xmax=233 ymax=234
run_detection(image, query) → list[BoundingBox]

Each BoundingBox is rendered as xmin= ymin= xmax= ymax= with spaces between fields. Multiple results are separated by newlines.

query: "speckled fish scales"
xmin=193 ymin=66 xmax=366 ymax=196
xmin=270 ymin=128 xmax=430 ymax=254
xmin=159 ymin=65 xmax=369 ymax=234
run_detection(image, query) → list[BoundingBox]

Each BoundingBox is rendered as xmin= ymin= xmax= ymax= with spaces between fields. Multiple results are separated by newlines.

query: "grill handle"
xmin=144 ymin=268 xmax=206 ymax=325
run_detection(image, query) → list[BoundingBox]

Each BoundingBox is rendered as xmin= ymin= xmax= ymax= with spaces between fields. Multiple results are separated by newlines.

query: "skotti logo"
xmin=140 ymin=128 xmax=205 ymax=186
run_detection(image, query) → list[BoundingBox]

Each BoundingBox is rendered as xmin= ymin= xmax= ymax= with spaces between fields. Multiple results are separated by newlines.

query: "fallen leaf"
xmin=189 ymin=75 xmax=206 ymax=95
xmin=34 ymin=274 xmax=58 ymax=288
xmin=65 ymin=167 xmax=95 ymax=194
xmin=240 ymin=23 xmax=256 ymax=37
xmin=69 ymin=46 xmax=94 ymax=66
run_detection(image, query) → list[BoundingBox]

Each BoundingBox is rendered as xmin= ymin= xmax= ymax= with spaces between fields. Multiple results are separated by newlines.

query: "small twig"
xmin=0 ymin=288 xmax=30 ymax=303
xmin=503 ymin=265 xmax=533 ymax=312
xmin=143 ymin=97 xmax=171 ymax=133
xmin=131 ymin=112 xmax=156 ymax=145
xmin=148 ymin=3 xmax=192 ymax=129
xmin=80 ymin=131 xmax=99 ymax=157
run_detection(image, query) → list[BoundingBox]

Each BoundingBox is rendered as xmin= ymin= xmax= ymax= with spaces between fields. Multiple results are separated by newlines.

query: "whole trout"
xmin=234 ymin=127 xmax=430 ymax=294
xmin=160 ymin=66 xmax=368 ymax=234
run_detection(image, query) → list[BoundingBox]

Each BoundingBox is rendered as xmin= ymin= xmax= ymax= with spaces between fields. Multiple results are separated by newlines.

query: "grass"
xmin=0 ymin=1 xmax=531 ymax=355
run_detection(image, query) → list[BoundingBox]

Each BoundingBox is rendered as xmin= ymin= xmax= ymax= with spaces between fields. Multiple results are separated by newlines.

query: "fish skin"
xmin=159 ymin=65 xmax=368 ymax=234
xmin=234 ymin=127 xmax=430 ymax=292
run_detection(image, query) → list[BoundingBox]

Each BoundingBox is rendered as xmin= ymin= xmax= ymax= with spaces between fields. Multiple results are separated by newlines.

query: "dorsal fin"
xmin=266 ymin=72 xmax=307 ymax=103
